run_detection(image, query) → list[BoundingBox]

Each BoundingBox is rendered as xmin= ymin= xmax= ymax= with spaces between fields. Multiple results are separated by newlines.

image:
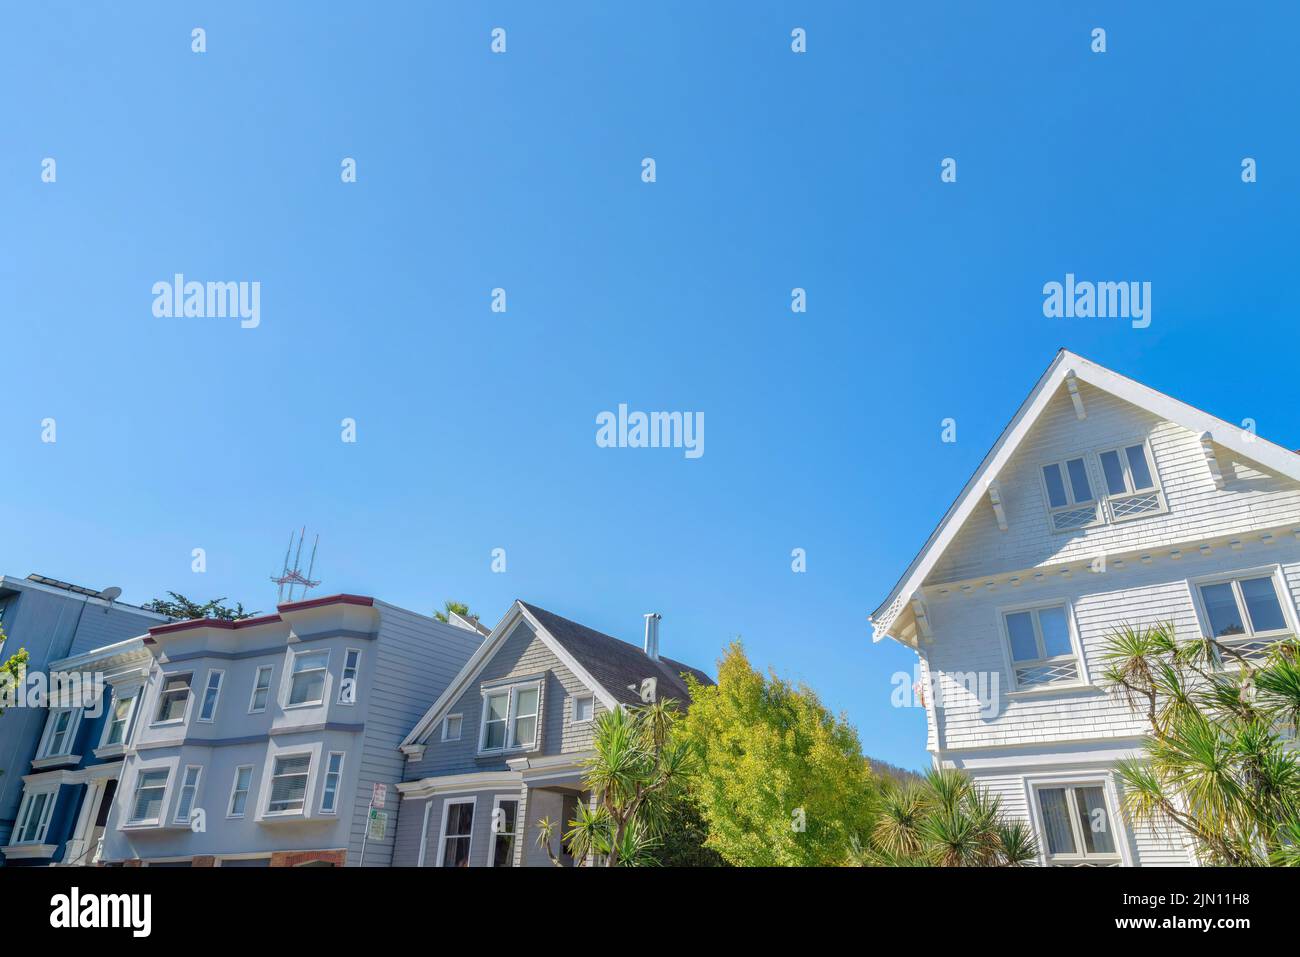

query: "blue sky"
xmin=3 ymin=3 xmax=1298 ymax=769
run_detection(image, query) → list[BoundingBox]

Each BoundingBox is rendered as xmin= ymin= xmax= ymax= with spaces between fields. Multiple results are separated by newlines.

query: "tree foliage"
xmin=433 ymin=600 xmax=472 ymax=624
xmin=143 ymin=592 xmax=255 ymax=621
xmin=1100 ymin=621 xmax=1300 ymax=865
xmin=678 ymin=641 xmax=876 ymax=866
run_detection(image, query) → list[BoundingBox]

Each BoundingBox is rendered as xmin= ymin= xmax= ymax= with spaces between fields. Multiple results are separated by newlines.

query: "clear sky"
xmin=3 ymin=3 xmax=1298 ymax=770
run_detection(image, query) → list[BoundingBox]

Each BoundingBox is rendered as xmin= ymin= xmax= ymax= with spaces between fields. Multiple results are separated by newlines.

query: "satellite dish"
xmin=100 ymin=586 xmax=122 ymax=602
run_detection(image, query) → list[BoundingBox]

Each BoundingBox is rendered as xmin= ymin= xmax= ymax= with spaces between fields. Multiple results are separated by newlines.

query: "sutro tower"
xmin=271 ymin=527 xmax=320 ymax=603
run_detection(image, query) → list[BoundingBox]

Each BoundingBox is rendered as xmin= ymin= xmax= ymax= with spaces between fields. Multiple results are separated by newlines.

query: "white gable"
xmin=871 ymin=350 xmax=1300 ymax=644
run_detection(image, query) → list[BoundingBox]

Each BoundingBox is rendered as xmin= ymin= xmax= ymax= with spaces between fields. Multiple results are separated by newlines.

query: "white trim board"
xmin=870 ymin=349 xmax=1300 ymax=645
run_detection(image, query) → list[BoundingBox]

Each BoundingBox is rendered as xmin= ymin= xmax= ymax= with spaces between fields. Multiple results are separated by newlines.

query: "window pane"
xmin=515 ymin=687 xmax=538 ymax=716
xmin=449 ymin=802 xmax=474 ymax=836
xmin=107 ymin=696 xmax=134 ymax=745
xmin=512 ymin=715 xmax=537 ymax=748
xmin=492 ymin=833 xmax=515 ymax=867
xmin=1124 ymin=445 xmax=1154 ymax=490
xmin=1074 ymin=786 xmax=1115 ymax=854
xmin=575 ymin=697 xmax=593 ymax=721
xmin=1037 ymin=788 xmax=1077 ymax=856
xmin=1037 ymin=607 xmax=1072 ymax=658
xmin=1065 ymin=458 xmax=1093 ymax=503
xmin=1099 ymin=450 xmax=1127 ymax=496
xmin=1240 ymin=577 xmax=1287 ymax=633
xmin=483 ymin=720 xmax=505 ymax=750
xmin=269 ymin=755 xmax=310 ymax=812
xmin=1005 ymin=612 xmax=1038 ymax=662
xmin=486 ymin=693 xmax=509 ymax=722
xmin=1200 ymin=583 xmax=1245 ymax=637
xmin=1042 ymin=464 xmax=1068 ymax=508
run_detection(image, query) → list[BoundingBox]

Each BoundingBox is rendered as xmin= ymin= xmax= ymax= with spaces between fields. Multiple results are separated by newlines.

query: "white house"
xmin=871 ymin=349 xmax=1300 ymax=866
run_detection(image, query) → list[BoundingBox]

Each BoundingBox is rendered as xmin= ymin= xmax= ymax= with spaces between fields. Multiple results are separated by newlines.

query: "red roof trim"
xmin=147 ymin=594 xmax=374 ymax=637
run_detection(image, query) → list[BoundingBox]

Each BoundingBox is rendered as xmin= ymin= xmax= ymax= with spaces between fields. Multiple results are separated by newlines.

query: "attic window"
xmin=1098 ymin=441 xmax=1164 ymax=521
xmin=1040 ymin=457 xmax=1099 ymax=531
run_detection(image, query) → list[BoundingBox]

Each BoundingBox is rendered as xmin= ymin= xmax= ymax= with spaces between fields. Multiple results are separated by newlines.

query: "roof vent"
xmin=643 ymin=612 xmax=662 ymax=661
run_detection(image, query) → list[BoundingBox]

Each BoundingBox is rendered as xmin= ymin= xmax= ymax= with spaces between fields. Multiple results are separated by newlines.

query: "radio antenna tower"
xmin=271 ymin=527 xmax=320 ymax=603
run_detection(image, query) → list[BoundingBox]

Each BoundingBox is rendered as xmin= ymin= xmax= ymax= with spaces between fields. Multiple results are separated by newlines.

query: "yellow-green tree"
xmin=679 ymin=641 xmax=876 ymax=866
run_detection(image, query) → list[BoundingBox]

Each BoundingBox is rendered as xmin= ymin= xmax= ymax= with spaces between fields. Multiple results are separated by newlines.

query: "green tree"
xmin=433 ymin=600 xmax=472 ymax=624
xmin=0 ymin=628 xmax=30 ymax=782
xmin=1100 ymin=621 xmax=1300 ymax=866
xmin=536 ymin=698 xmax=693 ymax=867
xmin=852 ymin=767 xmax=1038 ymax=866
xmin=143 ymin=592 xmax=255 ymax=621
xmin=678 ymin=641 xmax=876 ymax=866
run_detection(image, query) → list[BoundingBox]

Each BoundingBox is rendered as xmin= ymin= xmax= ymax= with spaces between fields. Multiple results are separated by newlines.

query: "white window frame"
xmin=998 ymin=599 xmax=1089 ymax=692
xmin=264 ymin=751 xmax=314 ymax=817
xmin=283 ymin=648 xmax=330 ymax=709
xmin=127 ymin=768 xmax=172 ymax=826
xmin=1038 ymin=455 xmax=1101 ymax=532
xmin=1188 ymin=565 xmax=1298 ymax=666
xmin=319 ymin=751 xmax=345 ymax=814
xmin=1026 ymin=776 xmax=1127 ymax=867
xmin=572 ymin=694 xmax=595 ymax=724
xmin=477 ymin=680 xmax=542 ymax=755
xmin=227 ymin=765 xmax=254 ymax=819
xmin=1096 ymin=438 xmax=1166 ymax=522
xmin=10 ymin=785 xmax=58 ymax=845
xmin=153 ymin=672 xmax=193 ymax=726
xmin=99 ymin=688 xmax=140 ymax=749
xmin=173 ymin=765 xmax=203 ymax=825
xmin=248 ymin=664 xmax=274 ymax=714
xmin=490 ymin=793 xmax=520 ymax=868
xmin=38 ymin=707 xmax=81 ymax=758
xmin=436 ymin=796 xmax=476 ymax=867
xmin=338 ymin=648 xmax=362 ymax=705
xmin=442 ymin=713 xmax=463 ymax=742
xmin=196 ymin=669 xmax=225 ymax=723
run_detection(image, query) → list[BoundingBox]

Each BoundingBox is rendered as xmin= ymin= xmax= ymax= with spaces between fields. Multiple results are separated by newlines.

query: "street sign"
xmin=371 ymin=782 xmax=387 ymax=809
xmin=368 ymin=810 xmax=388 ymax=841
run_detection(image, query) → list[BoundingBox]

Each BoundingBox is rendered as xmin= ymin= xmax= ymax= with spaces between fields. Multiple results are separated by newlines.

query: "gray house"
xmin=98 ymin=593 xmax=481 ymax=866
xmin=395 ymin=601 xmax=711 ymax=867
xmin=0 ymin=574 xmax=167 ymax=857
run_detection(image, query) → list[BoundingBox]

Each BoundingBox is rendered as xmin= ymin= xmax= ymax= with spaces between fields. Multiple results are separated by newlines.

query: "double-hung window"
xmin=248 ymin=665 xmax=274 ymax=713
xmin=287 ymin=651 xmax=328 ymax=707
xmin=129 ymin=769 xmax=170 ymax=825
xmin=1197 ymin=573 xmax=1293 ymax=664
xmin=174 ymin=766 xmax=202 ymax=825
xmin=228 ymin=765 xmax=254 ymax=818
xmin=102 ymin=691 xmax=138 ymax=747
xmin=573 ymin=695 xmax=595 ymax=723
xmin=1040 ymin=457 xmax=1098 ymax=531
xmin=1034 ymin=783 xmax=1120 ymax=866
xmin=12 ymin=788 xmax=57 ymax=845
xmin=442 ymin=714 xmax=463 ymax=741
xmin=1003 ymin=604 xmax=1080 ymax=689
xmin=338 ymin=649 xmax=362 ymax=705
xmin=438 ymin=798 xmax=475 ymax=867
xmin=155 ymin=674 xmax=192 ymax=724
xmin=320 ymin=752 xmax=344 ymax=813
xmin=491 ymin=796 xmax=520 ymax=867
xmin=1099 ymin=441 xmax=1163 ymax=520
xmin=39 ymin=708 xmax=79 ymax=758
xmin=267 ymin=754 xmax=312 ymax=814
xmin=197 ymin=670 xmax=224 ymax=722
xmin=479 ymin=682 xmax=541 ymax=753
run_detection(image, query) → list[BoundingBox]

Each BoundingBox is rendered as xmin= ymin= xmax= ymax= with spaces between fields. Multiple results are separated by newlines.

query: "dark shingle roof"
xmin=519 ymin=601 xmax=713 ymax=707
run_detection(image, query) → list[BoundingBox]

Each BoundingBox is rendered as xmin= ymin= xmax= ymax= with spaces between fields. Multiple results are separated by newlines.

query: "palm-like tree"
xmin=1101 ymin=622 xmax=1300 ymax=865
xmin=852 ymin=768 xmax=1038 ymax=866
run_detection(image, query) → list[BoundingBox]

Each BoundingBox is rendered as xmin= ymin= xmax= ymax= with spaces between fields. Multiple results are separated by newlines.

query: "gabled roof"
xmin=870 ymin=349 xmax=1300 ymax=645
xmin=402 ymin=600 xmax=713 ymax=747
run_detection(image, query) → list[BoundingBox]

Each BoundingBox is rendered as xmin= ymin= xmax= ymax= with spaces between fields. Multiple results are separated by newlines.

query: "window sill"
xmin=94 ymin=744 xmax=127 ymax=760
xmin=1005 ymin=683 xmax=1101 ymax=699
xmin=31 ymin=753 xmax=80 ymax=770
xmin=283 ymin=701 xmax=325 ymax=711
xmin=121 ymin=821 xmax=162 ymax=830
xmin=3 ymin=843 xmax=57 ymax=859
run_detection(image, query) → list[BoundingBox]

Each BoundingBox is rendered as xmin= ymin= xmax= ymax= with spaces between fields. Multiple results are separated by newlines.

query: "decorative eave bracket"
xmin=1065 ymin=371 xmax=1086 ymax=420
xmin=910 ymin=596 xmax=933 ymax=644
xmin=987 ymin=480 xmax=1008 ymax=532
xmin=1199 ymin=431 xmax=1226 ymax=489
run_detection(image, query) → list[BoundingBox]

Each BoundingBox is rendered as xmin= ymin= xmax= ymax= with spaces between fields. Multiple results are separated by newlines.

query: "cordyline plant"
xmin=849 ymin=767 xmax=1038 ymax=867
xmin=535 ymin=698 xmax=692 ymax=867
xmin=1100 ymin=621 xmax=1300 ymax=866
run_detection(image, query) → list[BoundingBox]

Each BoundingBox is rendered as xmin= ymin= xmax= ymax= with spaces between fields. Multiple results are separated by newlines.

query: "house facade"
xmin=395 ymin=601 xmax=710 ymax=867
xmin=871 ymin=350 xmax=1300 ymax=867
xmin=0 ymin=574 xmax=167 ymax=858
xmin=97 ymin=593 xmax=481 ymax=867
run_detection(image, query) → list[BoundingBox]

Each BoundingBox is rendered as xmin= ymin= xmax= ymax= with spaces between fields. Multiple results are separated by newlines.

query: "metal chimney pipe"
xmin=643 ymin=612 xmax=662 ymax=660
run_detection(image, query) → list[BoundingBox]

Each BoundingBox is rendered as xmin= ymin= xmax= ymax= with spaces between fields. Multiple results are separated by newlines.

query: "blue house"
xmin=3 ymin=637 xmax=153 ymax=865
xmin=0 ymin=574 xmax=166 ymax=859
